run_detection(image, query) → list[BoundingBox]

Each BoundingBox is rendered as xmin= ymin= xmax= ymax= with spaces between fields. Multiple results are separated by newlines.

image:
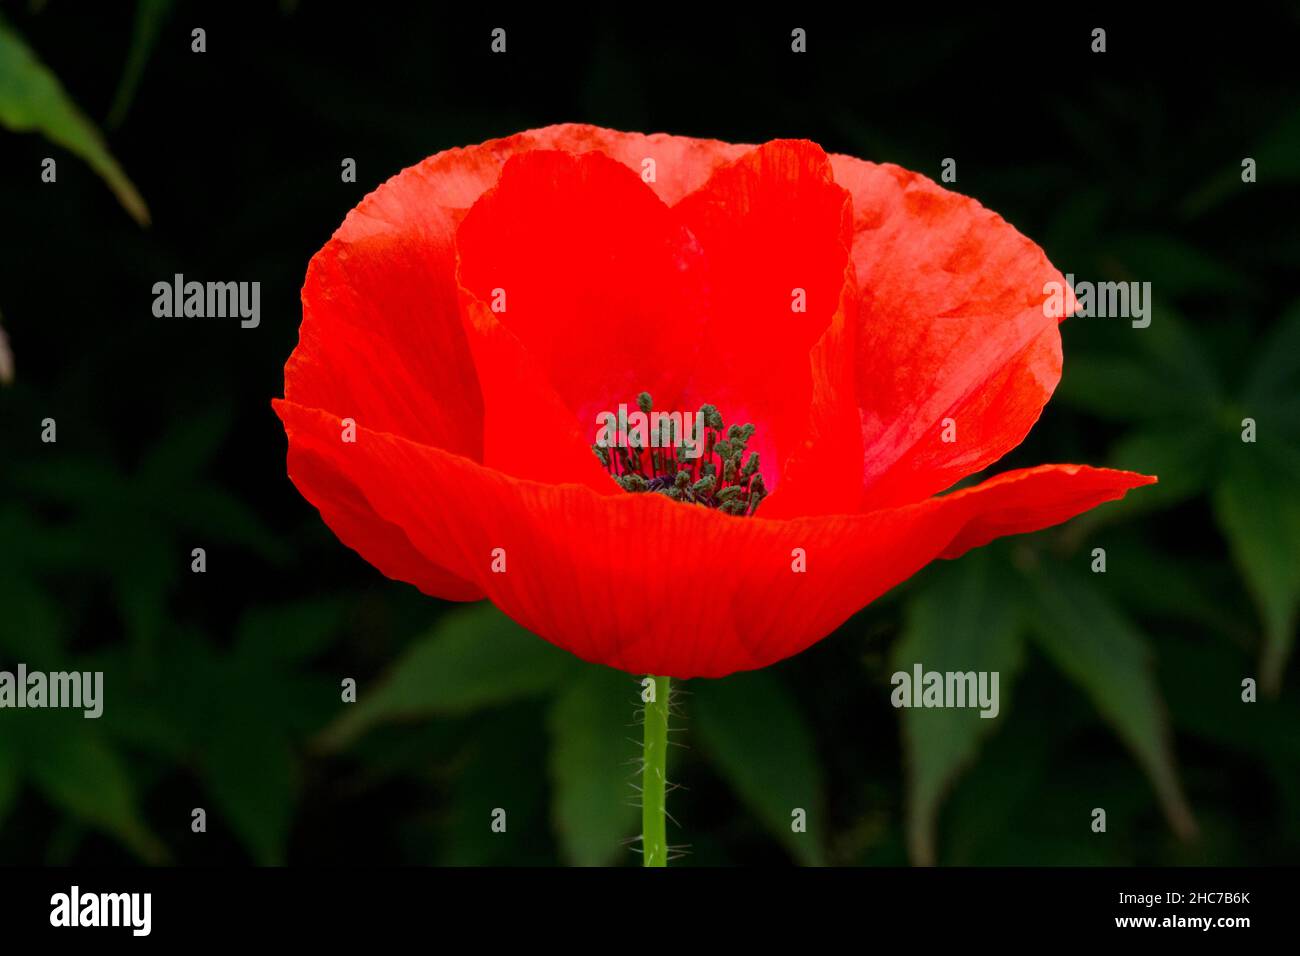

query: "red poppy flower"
xmin=274 ymin=124 xmax=1153 ymax=679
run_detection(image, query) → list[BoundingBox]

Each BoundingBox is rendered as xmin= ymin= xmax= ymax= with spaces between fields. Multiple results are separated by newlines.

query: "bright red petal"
xmin=286 ymin=436 xmax=484 ymax=601
xmin=283 ymin=125 xmax=758 ymax=576
xmin=454 ymin=140 xmax=862 ymax=504
xmin=275 ymin=400 xmax=1152 ymax=678
xmin=454 ymin=148 xmax=708 ymax=490
xmin=672 ymin=140 xmax=862 ymax=515
xmin=829 ymin=155 xmax=1070 ymax=510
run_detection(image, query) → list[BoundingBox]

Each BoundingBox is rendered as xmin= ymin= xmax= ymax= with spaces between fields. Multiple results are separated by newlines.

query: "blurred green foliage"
xmin=0 ymin=6 xmax=1297 ymax=866
xmin=0 ymin=11 xmax=148 ymax=223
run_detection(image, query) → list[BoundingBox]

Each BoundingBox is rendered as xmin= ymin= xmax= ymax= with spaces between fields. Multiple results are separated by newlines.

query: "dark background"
xmin=1 ymin=3 xmax=1298 ymax=866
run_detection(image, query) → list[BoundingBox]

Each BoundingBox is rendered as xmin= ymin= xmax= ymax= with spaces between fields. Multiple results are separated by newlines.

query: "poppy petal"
xmin=829 ymin=155 xmax=1069 ymax=509
xmin=287 ymin=124 xmax=751 ymax=454
xmin=284 ymin=125 xmax=753 ymax=563
xmin=672 ymin=140 xmax=863 ymax=515
xmin=274 ymin=399 xmax=1152 ymax=678
xmin=454 ymin=148 xmax=708 ymax=489
xmin=287 ymin=437 xmax=483 ymax=601
xmin=522 ymin=123 xmax=751 ymax=205
xmin=454 ymin=141 xmax=862 ymax=503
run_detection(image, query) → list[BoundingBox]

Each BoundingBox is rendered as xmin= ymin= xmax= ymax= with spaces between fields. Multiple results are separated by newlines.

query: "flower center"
xmin=592 ymin=392 xmax=767 ymax=516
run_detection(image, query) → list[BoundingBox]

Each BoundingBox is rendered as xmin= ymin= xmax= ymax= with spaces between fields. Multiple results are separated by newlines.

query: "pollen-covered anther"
xmin=592 ymin=393 xmax=767 ymax=516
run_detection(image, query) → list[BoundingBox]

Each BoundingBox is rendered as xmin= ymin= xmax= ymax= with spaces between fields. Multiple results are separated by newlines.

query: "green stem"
xmin=642 ymin=674 xmax=671 ymax=867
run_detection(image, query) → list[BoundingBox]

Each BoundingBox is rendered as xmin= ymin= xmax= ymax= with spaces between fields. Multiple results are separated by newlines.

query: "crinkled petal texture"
xmin=276 ymin=124 xmax=1153 ymax=678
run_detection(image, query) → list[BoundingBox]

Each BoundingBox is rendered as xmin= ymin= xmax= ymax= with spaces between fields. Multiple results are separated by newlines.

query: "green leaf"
xmin=1026 ymin=562 xmax=1195 ymax=840
xmin=1099 ymin=536 xmax=1245 ymax=639
xmin=1106 ymin=423 xmax=1218 ymax=513
xmin=88 ymin=651 xmax=191 ymax=760
xmin=161 ymin=484 xmax=289 ymax=562
xmin=1159 ymin=637 xmax=1300 ymax=765
xmin=1057 ymin=354 xmax=1191 ymax=422
xmin=692 ymin=670 xmax=825 ymax=864
xmin=434 ymin=709 xmax=553 ymax=866
xmin=893 ymin=552 xmax=1025 ymax=865
xmin=0 ymin=19 xmax=149 ymax=224
xmin=1108 ymin=233 xmax=1253 ymax=299
xmin=233 ymin=599 xmax=345 ymax=668
xmin=138 ymin=406 xmax=232 ymax=486
xmin=201 ymin=710 xmax=297 ymax=865
xmin=0 ymin=571 xmax=64 ymax=666
xmin=162 ymin=630 xmax=313 ymax=864
xmin=14 ymin=457 xmax=127 ymax=509
xmin=21 ymin=714 xmax=166 ymax=862
xmin=317 ymin=603 xmax=578 ymax=750
xmin=108 ymin=520 xmax=175 ymax=667
xmin=546 ymin=668 xmax=641 ymax=866
xmin=1134 ymin=308 xmax=1225 ymax=402
xmin=1244 ymin=299 xmax=1300 ymax=438
xmin=106 ymin=0 xmax=173 ymax=127
xmin=940 ymin=676 xmax=1099 ymax=865
xmin=1212 ymin=441 xmax=1300 ymax=694
xmin=1057 ymin=308 xmax=1222 ymax=424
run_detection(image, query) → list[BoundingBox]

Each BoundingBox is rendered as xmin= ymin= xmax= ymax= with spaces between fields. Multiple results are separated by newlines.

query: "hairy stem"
xmin=642 ymin=675 xmax=671 ymax=867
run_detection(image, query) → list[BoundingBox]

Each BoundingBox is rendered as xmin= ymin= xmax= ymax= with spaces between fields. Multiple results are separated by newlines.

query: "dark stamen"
xmin=592 ymin=393 xmax=766 ymax=516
